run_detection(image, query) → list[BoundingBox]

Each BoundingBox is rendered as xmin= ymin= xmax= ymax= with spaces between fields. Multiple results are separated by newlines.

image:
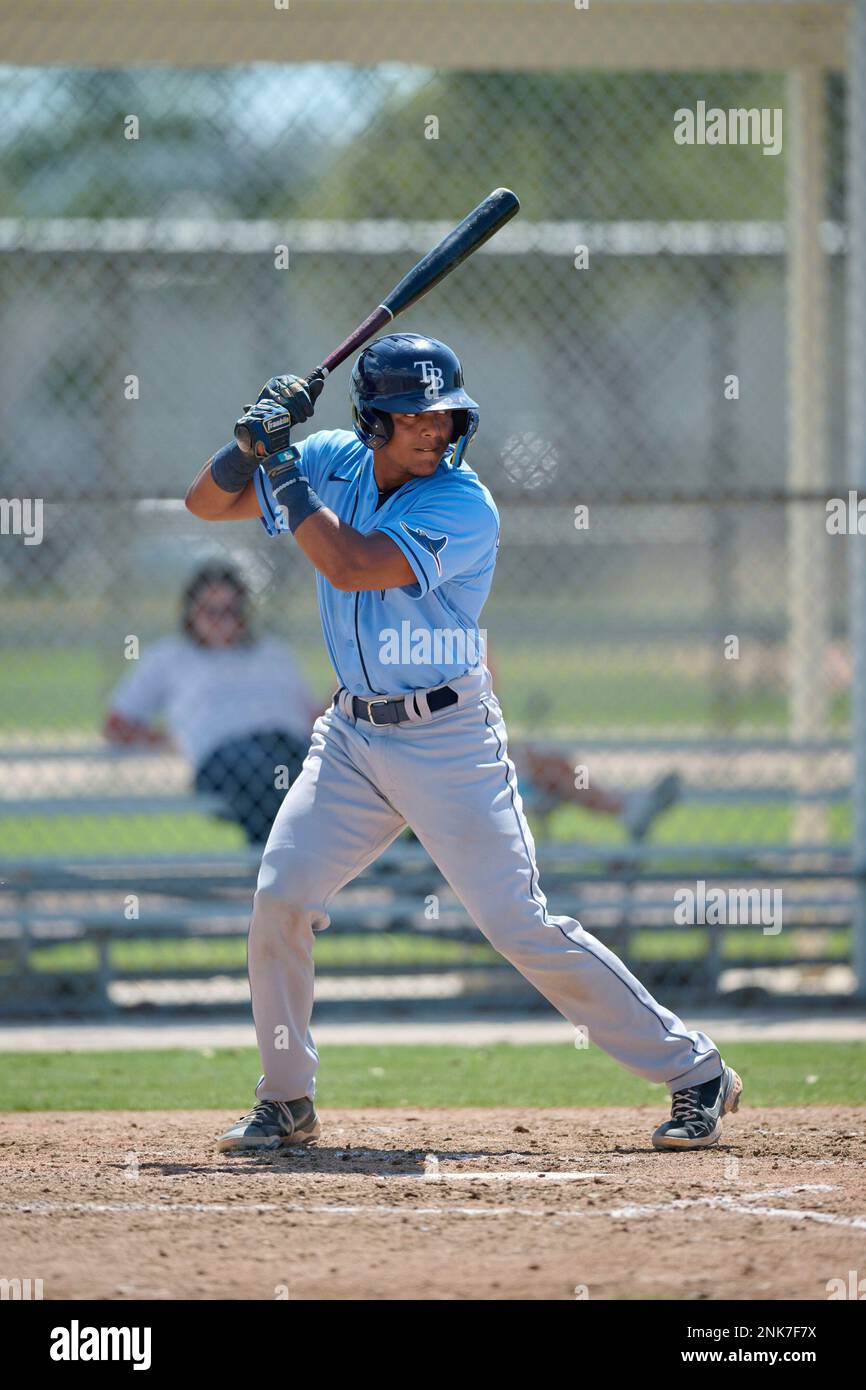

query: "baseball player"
xmin=185 ymin=333 xmax=742 ymax=1153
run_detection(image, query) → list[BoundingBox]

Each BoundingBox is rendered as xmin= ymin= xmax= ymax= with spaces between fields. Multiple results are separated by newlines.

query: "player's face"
xmin=190 ymin=582 xmax=246 ymax=648
xmin=385 ymin=410 xmax=453 ymax=477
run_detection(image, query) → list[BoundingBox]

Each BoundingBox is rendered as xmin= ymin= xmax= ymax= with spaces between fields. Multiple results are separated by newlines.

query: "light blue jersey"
xmin=259 ymin=429 xmax=500 ymax=698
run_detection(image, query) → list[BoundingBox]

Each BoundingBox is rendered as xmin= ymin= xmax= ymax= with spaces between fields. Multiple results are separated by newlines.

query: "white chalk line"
xmin=3 ymin=1184 xmax=865 ymax=1228
xmin=412 ymin=1169 xmax=607 ymax=1183
xmin=733 ymin=1184 xmax=836 ymax=1200
xmin=0 ymin=1199 xmax=588 ymax=1219
xmin=604 ymin=1184 xmax=866 ymax=1229
xmin=724 ymin=1204 xmax=866 ymax=1230
xmin=607 ymin=1182 xmax=837 ymax=1218
xmin=0 ymin=1184 xmax=836 ymax=1214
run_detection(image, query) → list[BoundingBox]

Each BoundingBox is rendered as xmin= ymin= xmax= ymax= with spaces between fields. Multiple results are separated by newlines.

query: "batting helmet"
xmin=349 ymin=332 xmax=480 ymax=462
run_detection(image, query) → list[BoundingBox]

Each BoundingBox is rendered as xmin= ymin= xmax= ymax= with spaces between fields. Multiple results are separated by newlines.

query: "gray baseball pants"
xmin=248 ymin=665 xmax=723 ymax=1102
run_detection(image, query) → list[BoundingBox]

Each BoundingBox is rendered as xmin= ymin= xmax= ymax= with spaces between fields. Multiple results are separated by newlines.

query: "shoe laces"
xmin=243 ymin=1099 xmax=288 ymax=1125
xmin=670 ymin=1086 xmax=701 ymax=1121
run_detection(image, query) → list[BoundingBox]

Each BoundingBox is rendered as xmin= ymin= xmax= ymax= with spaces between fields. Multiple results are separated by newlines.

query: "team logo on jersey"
xmin=414 ymin=360 xmax=445 ymax=400
xmin=400 ymin=520 xmax=448 ymax=575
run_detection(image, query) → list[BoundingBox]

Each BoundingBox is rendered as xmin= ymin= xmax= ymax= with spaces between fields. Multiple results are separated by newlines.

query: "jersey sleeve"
xmin=290 ymin=430 xmax=332 ymax=493
xmin=256 ymin=430 xmax=332 ymax=535
xmin=107 ymin=641 xmax=173 ymax=721
xmin=374 ymin=485 xmax=500 ymax=598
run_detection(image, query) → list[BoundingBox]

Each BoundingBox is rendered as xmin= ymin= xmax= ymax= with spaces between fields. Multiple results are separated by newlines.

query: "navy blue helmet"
xmin=349 ymin=332 xmax=480 ymax=463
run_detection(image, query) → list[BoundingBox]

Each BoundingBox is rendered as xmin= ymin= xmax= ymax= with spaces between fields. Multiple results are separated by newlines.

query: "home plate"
xmin=417 ymin=1150 xmax=606 ymax=1184
xmin=422 ymin=1172 xmax=606 ymax=1182
xmin=414 ymin=1156 xmax=606 ymax=1182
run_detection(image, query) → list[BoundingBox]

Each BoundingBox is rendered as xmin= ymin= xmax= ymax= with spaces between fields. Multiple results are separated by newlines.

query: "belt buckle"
xmin=366 ymin=697 xmax=392 ymax=726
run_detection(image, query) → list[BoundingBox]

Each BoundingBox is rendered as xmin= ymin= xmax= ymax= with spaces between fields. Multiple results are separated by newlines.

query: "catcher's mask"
xmin=349 ymin=332 xmax=480 ymax=466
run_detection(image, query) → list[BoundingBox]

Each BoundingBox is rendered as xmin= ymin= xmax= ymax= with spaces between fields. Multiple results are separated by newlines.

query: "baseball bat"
xmin=235 ymin=187 xmax=520 ymax=454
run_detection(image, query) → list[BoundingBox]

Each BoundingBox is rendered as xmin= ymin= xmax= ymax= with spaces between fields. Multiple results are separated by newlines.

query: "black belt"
xmin=349 ymin=684 xmax=459 ymax=726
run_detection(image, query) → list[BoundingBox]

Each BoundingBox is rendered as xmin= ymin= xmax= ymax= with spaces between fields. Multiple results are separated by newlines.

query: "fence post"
xmin=787 ymin=64 xmax=830 ymax=848
xmin=848 ymin=1 xmax=866 ymax=998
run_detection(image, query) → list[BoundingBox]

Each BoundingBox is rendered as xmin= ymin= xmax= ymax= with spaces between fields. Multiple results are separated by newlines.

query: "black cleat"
xmin=652 ymin=1064 xmax=743 ymax=1151
xmin=217 ymin=1097 xmax=321 ymax=1153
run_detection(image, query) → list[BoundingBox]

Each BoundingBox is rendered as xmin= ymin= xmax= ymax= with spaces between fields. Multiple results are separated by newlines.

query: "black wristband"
xmin=271 ymin=469 xmax=326 ymax=535
xmin=210 ymin=440 xmax=257 ymax=494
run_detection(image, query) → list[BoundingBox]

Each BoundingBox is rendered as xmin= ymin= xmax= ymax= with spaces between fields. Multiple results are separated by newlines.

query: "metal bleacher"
xmin=0 ymin=739 xmax=857 ymax=1015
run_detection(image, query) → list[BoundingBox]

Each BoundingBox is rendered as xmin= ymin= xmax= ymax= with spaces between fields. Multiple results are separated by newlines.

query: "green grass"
xmin=487 ymin=637 xmax=851 ymax=736
xmin=2 ymin=1042 xmax=864 ymax=1112
xmin=13 ymin=926 xmax=852 ymax=979
xmin=543 ymin=800 xmax=851 ymax=848
xmin=21 ymin=932 xmax=495 ymax=975
xmin=1 ymin=812 xmax=248 ymax=858
xmin=0 ymin=640 xmax=336 ymax=736
xmin=1 ymin=629 xmax=851 ymax=740
xmin=0 ymin=648 xmax=111 ymax=734
xmin=1 ymin=798 xmax=852 ymax=860
xmin=0 ymin=628 xmax=851 ymax=857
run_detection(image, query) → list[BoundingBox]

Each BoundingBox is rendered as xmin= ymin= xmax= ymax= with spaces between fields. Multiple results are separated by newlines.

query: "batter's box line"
xmin=735 ymin=1184 xmax=837 ymax=1201
xmin=3 ymin=1185 xmax=865 ymax=1229
xmin=605 ymin=1182 xmax=835 ymax=1214
xmin=0 ymin=1184 xmax=837 ymax=1213
xmin=605 ymin=1184 xmax=866 ymax=1229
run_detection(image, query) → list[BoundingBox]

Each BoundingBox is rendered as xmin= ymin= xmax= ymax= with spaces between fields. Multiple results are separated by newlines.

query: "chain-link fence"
xmin=0 ymin=0 xmax=860 ymax=1007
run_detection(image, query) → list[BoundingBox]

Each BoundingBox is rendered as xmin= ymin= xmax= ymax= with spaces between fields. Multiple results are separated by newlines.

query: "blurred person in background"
xmin=517 ymin=746 xmax=680 ymax=840
xmin=484 ymin=643 xmax=681 ymax=839
xmin=103 ymin=563 xmax=322 ymax=845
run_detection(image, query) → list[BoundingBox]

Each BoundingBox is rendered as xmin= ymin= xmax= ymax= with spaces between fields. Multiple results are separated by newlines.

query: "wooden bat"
xmin=235 ymin=187 xmax=520 ymax=454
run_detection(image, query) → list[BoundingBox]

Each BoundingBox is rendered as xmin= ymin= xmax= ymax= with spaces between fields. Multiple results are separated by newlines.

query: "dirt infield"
xmin=2 ymin=1107 xmax=864 ymax=1300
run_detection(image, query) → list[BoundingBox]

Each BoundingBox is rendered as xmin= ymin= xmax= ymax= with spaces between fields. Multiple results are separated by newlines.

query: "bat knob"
xmin=234 ymin=423 xmax=253 ymax=454
xmin=305 ymin=370 xmax=326 ymax=403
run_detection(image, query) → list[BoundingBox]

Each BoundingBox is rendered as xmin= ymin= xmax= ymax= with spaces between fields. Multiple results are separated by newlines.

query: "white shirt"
xmin=108 ymin=634 xmax=317 ymax=770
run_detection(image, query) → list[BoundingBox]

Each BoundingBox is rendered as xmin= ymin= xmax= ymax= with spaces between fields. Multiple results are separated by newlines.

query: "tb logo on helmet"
xmin=349 ymin=332 xmax=480 ymax=461
xmin=415 ymin=360 xmax=445 ymax=400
